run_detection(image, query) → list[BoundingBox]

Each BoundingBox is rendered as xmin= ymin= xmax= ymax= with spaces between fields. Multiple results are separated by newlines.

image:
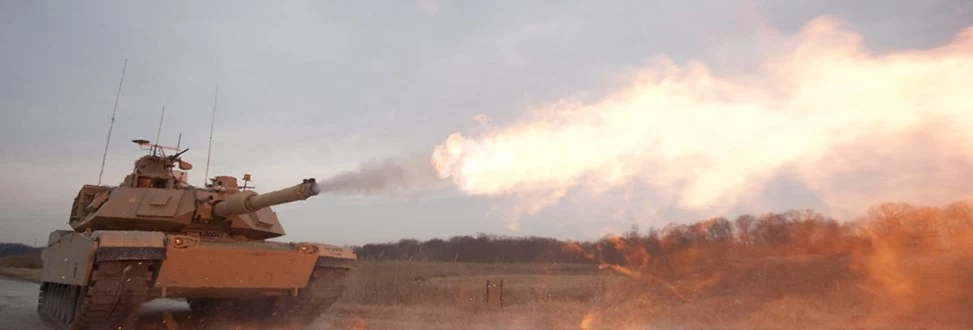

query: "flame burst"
xmin=580 ymin=312 xmax=598 ymax=330
xmin=431 ymin=17 xmax=973 ymax=222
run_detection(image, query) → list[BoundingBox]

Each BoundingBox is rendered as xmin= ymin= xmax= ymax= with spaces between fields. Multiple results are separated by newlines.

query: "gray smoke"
xmin=318 ymin=155 xmax=445 ymax=196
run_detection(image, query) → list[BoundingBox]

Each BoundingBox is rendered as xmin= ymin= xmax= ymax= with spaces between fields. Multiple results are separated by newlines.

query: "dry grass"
xmin=327 ymin=252 xmax=973 ymax=329
xmin=2 ymin=250 xmax=970 ymax=328
xmin=0 ymin=267 xmax=41 ymax=283
xmin=0 ymin=253 xmax=42 ymax=269
xmin=338 ymin=261 xmax=602 ymax=307
xmin=0 ymin=253 xmax=43 ymax=283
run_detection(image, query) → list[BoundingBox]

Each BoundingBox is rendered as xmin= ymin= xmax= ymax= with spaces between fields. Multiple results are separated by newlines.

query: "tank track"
xmin=269 ymin=266 xmax=350 ymax=326
xmin=38 ymin=260 xmax=156 ymax=330
xmin=185 ymin=266 xmax=349 ymax=329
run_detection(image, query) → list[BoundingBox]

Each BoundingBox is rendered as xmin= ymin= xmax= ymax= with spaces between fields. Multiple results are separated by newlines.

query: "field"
xmin=320 ymin=253 xmax=973 ymax=330
xmin=4 ymin=251 xmax=971 ymax=329
xmin=0 ymin=254 xmax=42 ymax=282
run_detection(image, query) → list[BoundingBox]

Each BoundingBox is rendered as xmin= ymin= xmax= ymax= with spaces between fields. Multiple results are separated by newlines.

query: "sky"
xmin=1 ymin=0 xmax=971 ymax=246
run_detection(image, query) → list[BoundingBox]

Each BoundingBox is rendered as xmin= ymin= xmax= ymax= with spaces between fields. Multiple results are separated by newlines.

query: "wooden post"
xmin=484 ymin=279 xmax=504 ymax=311
xmin=499 ymin=280 xmax=504 ymax=310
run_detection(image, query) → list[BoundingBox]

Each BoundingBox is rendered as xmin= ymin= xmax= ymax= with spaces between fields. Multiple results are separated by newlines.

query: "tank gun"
xmin=212 ymin=178 xmax=321 ymax=218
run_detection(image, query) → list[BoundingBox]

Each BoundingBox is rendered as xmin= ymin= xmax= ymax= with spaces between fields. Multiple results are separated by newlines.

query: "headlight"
xmin=170 ymin=235 xmax=197 ymax=249
xmin=298 ymin=244 xmax=318 ymax=254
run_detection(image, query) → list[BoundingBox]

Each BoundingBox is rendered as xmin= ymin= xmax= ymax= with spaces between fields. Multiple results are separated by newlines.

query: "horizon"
xmin=3 ymin=197 xmax=969 ymax=249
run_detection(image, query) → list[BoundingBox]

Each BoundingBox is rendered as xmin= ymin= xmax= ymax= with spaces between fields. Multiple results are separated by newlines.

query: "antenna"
xmin=154 ymin=105 xmax=166 ymax=156
xmin=176 ymin=133 xmax=182 ymax=150
xmin=98 ymin=59 xmax=128 ymax=186
xmin=204 ymin=84 xmax=219 ymax=186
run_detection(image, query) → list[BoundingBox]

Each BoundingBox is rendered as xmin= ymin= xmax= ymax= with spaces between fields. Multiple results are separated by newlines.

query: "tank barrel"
xmin=213 ymin=179 xmax=321 ymax=218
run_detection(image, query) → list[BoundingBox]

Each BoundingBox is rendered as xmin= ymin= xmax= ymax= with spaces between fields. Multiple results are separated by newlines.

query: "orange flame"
xmin=432 ymin=17 xmax=973 ymax=225
xmin=565 ymin=235 xmax=694 ymax=303
xmin=580 ymin=312 xmax=598 ymax=330
xmin=561 ymin=199 xmax=973 ymax=327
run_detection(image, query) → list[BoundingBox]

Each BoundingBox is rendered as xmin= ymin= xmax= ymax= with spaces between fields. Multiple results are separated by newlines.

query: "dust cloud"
xmin=318 ymin=155 xmax=446 ymax=196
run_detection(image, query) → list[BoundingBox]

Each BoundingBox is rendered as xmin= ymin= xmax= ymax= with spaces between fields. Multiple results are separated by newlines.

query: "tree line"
xmin=351 ymin=201 xmax=973 ymax=265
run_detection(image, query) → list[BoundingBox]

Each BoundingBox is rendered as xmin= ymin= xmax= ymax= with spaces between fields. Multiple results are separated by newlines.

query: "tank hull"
xmin=39 ymin=230 xmax=355 ymax=329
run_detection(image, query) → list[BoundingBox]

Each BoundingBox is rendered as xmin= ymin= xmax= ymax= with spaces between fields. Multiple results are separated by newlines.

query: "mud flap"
xmin=93 ymin=231 xmax=167 ymax=261
xmin=315 ymin=256 xmax=355 ymax=269
xmin=95 ymin=246 xmax=166 ymax=261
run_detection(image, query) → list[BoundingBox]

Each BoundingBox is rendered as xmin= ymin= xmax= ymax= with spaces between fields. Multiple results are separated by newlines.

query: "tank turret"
xmin=67 ymin=139 xmax=322 ymax=240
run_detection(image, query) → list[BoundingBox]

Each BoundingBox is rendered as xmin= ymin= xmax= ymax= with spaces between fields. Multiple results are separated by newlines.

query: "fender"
xmin=308 ymin=243 xmax=357 ymax=269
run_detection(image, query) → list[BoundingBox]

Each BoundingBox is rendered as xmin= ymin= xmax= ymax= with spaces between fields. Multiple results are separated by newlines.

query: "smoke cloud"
xmin=318 ymin=155 xmax=445 ymax=196
xmin=431 ymin=17 xmax=973 ymax=222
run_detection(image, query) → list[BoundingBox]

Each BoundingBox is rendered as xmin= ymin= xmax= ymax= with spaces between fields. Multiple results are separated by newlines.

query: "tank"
xmin=38 ymin=139 xmax=356 ymax=329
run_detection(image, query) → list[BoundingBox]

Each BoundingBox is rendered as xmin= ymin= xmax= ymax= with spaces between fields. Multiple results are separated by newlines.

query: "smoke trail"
xmin=431 ymin=17 xmax=973 ymax=222
xmin=318 ymin=155 xmax=445 ymax=196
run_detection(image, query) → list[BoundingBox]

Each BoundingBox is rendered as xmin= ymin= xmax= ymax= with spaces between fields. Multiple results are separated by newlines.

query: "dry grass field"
xmin=317 ymin=252 xmax=973 ymax=330
xmin=0 ymin=254 xmax=42 ymax=282
xmin=0 ymin=253 xmax=42 ymax=269
xmin=338 ymin=261 xmax=601 ymax=307
xmin=0 ymin=266 xmax=41 ymax=282
xmin=3 ymin=249 xmax=972 ymax=329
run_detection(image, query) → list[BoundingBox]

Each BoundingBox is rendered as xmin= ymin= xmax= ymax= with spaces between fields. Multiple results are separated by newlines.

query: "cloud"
xmin=418 ymin=0 xmax=438 ymax=14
